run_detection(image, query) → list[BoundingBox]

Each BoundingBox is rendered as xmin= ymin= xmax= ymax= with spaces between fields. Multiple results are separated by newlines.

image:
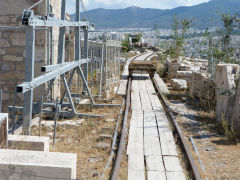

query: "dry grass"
xmin=30 ymin=90 xmax=126 ymax=179
xmin=171 ymin=102 xmax=240 ymax=180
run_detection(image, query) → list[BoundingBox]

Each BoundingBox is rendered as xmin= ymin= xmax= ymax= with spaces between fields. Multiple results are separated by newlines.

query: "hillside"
xmin=73 ymin=0 xmax=240 ymax=29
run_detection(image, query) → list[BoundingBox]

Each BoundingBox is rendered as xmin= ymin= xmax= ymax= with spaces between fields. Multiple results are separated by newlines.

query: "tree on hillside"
xmin=121 ymin=34 xmax=132 ymax=53
xmin=157 ymin=16 xmax=194 ymax=62
xmin=212 ymin=13 xmax=238 ymax=63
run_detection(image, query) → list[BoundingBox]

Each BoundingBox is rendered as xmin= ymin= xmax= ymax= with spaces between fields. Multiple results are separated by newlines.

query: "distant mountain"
xmin=73 ymin=0 xmax=240 ymax=29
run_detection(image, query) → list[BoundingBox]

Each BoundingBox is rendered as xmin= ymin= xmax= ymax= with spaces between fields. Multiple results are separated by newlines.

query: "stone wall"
xmin=0 ymin=0 xmax=60 ymax=112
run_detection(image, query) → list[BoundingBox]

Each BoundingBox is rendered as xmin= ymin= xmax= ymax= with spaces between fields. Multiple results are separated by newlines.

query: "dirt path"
xmin=167 ymin=98 xmax=240 ymax=180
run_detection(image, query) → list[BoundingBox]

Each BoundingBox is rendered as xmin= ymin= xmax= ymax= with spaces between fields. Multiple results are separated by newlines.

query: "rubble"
xmin=171 ymin=79 xmax=187 ymax=91
xmin=34 ymin=119 xmax=85 ymax=130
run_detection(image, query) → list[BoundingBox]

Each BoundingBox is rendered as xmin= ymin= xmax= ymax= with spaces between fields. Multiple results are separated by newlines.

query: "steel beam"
xmin=27 ymin=16 xmax=89 ymax=27
xmin=61 ymin=75 xmax=77 ymax=114
xmin=41 ymin=62 xmax=71 ymax=72
xmin=22 ymin=27 xmax=35 ymax=135
xmin=77 ymin=66 xmax=95 ymax=104
xmin=43 ymin=110 xmax=102 ymax=118
xmin=83 ymin=27 xmax=89 ymax=91
xmin=17 ymin=58 xmax=90 ymax=93
xmin=60 ymin=69 xmax=76 ymax=104
xmin=41 ymin=58 xmax=91 ymax=72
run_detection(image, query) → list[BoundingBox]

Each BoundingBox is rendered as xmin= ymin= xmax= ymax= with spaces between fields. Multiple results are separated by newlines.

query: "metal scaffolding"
xmin=5 ymin=0 xmax=121 ymax=135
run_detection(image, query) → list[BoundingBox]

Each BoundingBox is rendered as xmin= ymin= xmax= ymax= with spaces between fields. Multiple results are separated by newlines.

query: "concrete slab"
xmin=8 ymin=135 xmax=49 ymax=152
xmin=0 ymin=149 xmax=77 ymax=180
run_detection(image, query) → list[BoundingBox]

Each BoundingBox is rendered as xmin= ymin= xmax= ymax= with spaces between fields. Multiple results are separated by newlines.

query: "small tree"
xmin=121 ymin=34 xmax=132 ymax=53
xmin=173 ymin=17 xmax=194 ymax=60
xmin=212 ymin=13 xmax=237 ymax=63
xmin=162 ymin=16 xmax=194 ymax=61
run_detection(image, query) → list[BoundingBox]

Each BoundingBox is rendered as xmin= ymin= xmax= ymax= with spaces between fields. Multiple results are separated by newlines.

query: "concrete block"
xmin=0 ymin=149 xmax=77 ymax=180
xmin=8 ymin=135 xmax=49 ymax=152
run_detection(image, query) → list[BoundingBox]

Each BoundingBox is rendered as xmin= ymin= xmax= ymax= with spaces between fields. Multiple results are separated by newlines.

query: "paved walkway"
xmin=127 ymin=72 xmax=186 ymax=180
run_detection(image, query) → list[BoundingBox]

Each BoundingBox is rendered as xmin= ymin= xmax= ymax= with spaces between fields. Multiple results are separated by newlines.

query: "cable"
xmin=28 ymin=0 xmax=45 ymax=10
xmin=80 ymin=0 xmax=89 ymax=20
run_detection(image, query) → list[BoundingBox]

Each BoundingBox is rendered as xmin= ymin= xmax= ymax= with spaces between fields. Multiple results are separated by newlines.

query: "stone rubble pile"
xmin=166 ymin=56 xmax=240 ymax=132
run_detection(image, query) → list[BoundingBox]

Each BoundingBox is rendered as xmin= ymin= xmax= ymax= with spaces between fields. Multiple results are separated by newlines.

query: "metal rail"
xmin=152 ymin=77 xmax=202 ymax=180
xmin=110 ymin=52 xmax=149 ymax=179
xmin=111 ymin=77 xmax=131 ymax=180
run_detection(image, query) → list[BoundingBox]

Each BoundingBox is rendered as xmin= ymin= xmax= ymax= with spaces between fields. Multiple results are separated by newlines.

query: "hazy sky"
xmin=66 ymin=0 xmax=210 ymax=14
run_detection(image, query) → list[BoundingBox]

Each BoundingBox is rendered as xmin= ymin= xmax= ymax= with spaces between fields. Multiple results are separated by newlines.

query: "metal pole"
xmin=57 ymin=0 xmax=66 ymax=64
xmin=22 ymin=26 xmax=35 ymax=135
xmin=53 ymin=98 xmax=59 ymax=147
xmin=47 ymin=0 xmax=51 ymax=65
xmin=90 ymin=44 xmax=94 ymax=94
xmin=99 ymin=35 xmax=105 ymax=96
xmin=39 ymin=96 xmax=43 ymax=136
xmin=83 ymin=27 xmax=89 ymax=92
xmin=75 ymin=0 xmax=81 ymax=96
xmin=11 ymin=90 xmax=17 ymax=135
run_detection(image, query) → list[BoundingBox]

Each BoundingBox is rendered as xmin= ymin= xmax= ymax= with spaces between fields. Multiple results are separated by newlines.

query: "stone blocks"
xmin=189 ymin=72 xmax=215 ymax=102
xmin=8 ymin=135 xmax=50 ymax=152
xmin=0 ymin=149 xmax=77 ymax=180
xmin=215 ymin=64 xmax=240 ymax=122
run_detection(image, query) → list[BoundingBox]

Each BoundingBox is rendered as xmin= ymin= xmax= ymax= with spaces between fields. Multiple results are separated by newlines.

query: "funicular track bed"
xmin=112 ymin=52 xmax=201 ymax=180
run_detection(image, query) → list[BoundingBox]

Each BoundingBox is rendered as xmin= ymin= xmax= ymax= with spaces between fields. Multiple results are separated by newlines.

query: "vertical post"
xmin=57 ymin=0 xmax=66 ymax=64
xmin=47 ymin=0 xmax=51 ymax=65
xmin=53 ymin=98 xmax=59 ymax=147
xmin=83 ymin=27 xmax=89 ymax=92
xmin=75 ymin=0 xmax=81 ymax=95
xmin=75 ymin=0 xmax=81 ymax=61
xmin=11 ymin=89 xmax=17 ymax=135
xmin=99 ymin=35 xmax=105 ymax=96
xmin=22 ymin=27 xmax=35 ymax=135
